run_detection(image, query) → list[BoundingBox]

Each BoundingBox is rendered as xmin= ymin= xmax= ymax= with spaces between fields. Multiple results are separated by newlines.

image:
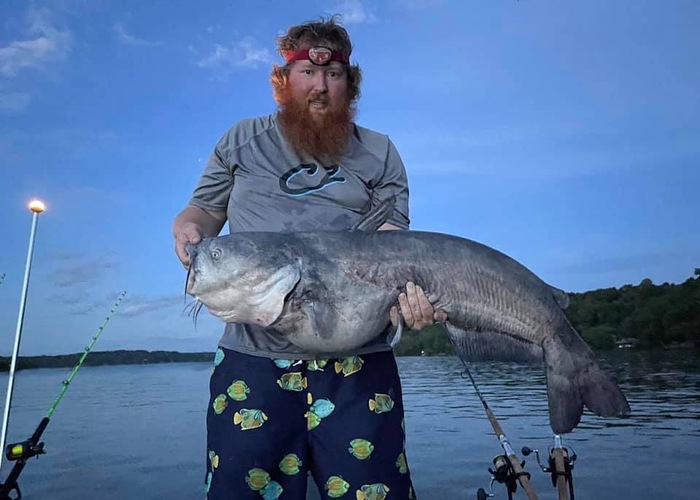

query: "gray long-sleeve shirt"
xmin=189 ymin=113 xmax=410 ymax=359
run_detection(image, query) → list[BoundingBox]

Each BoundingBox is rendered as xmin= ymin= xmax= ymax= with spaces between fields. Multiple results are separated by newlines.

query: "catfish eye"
xmin=211 ymin=248 xmax=222 ymax=260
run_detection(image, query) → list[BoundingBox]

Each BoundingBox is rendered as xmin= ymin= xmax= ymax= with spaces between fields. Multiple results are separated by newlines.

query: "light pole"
xmin=0 ymin=199 xmax=46 ymax=472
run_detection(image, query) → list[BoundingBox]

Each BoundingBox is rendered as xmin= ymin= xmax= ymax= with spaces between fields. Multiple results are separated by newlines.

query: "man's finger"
xmin=397 ymin=292 xmax=414 ymax=328
xmin=176 ymin=230 xmax=202 ymax=247
xmin=174 ymin=226 xmax=203 ymax=269
xmin=405 ymin=282 xmax=423 ymax=321
xmin=415 ymin=285 xmax=433 ymax=318
xmin=405 ymin=282 xmax=417 ymax=306
xmin=390 ymin=306 xmax=400 ymax=328
xmin=434 ymin=310 xmax=448 ymax=323
xmin=175 ymin=236 xmax=195 ymax=265
xmin=175 ymin=242 xmax=191 ymax=268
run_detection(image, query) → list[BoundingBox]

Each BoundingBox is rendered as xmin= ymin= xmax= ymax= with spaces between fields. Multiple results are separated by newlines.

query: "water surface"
xmin=0 ymin=349 xmax=697 ymax=499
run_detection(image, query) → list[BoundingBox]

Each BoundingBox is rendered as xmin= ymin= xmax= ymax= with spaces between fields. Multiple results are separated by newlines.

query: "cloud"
xmin=394 ymin=121 xmax=581 ymax=154
xmin=331 ymin=0 xmax=378 ymax=24
xmin=98 ymin=331 xmax=220 ymax=353
xmin=119 ymin=294 xmax=184 ymax=318
xmin=45 ymin=264 xmax=123 ymax=316
xmin=552 ymin=253 xmax=673 ymax=276
xmin=51 ymin=253 xmax=119 ymax=289
xmin=0 ymin=91 xmax=31 ymax=114
xmin=113 ymin=23 xmax=163 ymax=47
xmin=389 ymin=0 xmax=445 ymax=11
xmin=397 ymin=123 xmax=700 ymax=181
xmin=0 ymin=8 xmax=72 ymax=78
xmin=0 ymin=128 xmax=121 ymax=167
xmin=194 ymin=37 xmax=272 ymax=72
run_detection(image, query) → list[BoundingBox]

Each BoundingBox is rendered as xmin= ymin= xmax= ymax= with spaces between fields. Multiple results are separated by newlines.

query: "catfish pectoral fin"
xmin=248 ymin=264 xmax=301 ymax=326
xmin=301 ymin=300 xmax=333 ymax=340
xmin=388 ymin=319 xmax=404 ymax=348
xmin=350 ymin=196 xmax=396 ymax=232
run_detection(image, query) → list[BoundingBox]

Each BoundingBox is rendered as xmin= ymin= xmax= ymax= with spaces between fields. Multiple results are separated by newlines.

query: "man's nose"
xmin=312 ymin=72 xmax=328 ymax=92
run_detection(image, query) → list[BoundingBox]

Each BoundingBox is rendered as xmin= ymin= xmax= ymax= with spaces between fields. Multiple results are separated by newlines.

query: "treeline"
xmin=2 ymin=271 xmax=697 ymax=368
xmin=394 ymin=269 xmax=700 ymax=356
xmin=0 ymin=350 xmax=213 ymax=372
xmin=566 ymin=269 xmax=699 ymax=350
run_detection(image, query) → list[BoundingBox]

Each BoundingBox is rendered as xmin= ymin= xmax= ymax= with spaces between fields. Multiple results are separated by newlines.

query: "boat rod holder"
xmin=522 ymin=435 xmax=577 ymax=499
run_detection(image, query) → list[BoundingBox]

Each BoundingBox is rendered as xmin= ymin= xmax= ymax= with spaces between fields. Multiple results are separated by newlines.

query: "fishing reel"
xmin=0 ymin=436 xmax=45 ymax=499
xmin=0 ymin=417 xmax=51 ymax=499
xmin=4 ymin=438 xmax=45 ymax=462
xmin=476 ymin=454 xmax=524 ymax=500
xmin=522 ymin=435 xmax=577 ymax=499
xmin=0 ymin=438 xmax=47 ymax=500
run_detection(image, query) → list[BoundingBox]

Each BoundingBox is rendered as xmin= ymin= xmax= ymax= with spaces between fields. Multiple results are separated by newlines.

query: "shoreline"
xmin=2 ymin=345 xmax=696 ymax=371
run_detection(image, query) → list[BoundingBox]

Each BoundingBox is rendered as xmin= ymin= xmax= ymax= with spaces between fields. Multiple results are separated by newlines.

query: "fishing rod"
xmin=443 ymin=334 xmax=538 ymax=500
xmin=455 ymin=353 xmax=578 ymax=499
xmin=460 ymin=366 xmax=538 ymax=500
xmin=522 ymin=435 xmax=577 ymax=500
xmin=0 ymin=291 xmax=127 ymax=500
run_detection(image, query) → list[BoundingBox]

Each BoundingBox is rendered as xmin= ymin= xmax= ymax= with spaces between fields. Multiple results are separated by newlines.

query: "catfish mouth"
xmin=183 ymin=251 xmax=231 ymax=321
xmin=183 ymin=260 xmax=207 ymax=325
xmin=185 ymin=265 xmax=196 ymax=295
xmin=184 ymin=243 xmax=202 ymax=296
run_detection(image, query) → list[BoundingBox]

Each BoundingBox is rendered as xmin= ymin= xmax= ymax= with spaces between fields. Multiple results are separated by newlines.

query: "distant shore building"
xmin=615 ymin=338 xmax=640 ymax=348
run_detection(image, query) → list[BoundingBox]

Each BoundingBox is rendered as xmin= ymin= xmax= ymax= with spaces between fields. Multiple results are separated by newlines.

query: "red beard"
xmin=278 ymin=92 xmax=355 ymax=163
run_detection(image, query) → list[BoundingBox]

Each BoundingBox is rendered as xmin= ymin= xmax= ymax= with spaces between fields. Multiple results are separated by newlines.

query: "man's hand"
xmin=390 ymin=281 xmax=448 ymax=331
xmin=173 ymin=206 xmax=226 ymax=269
xmin=174 ymin=222 xmax=204 ymax=269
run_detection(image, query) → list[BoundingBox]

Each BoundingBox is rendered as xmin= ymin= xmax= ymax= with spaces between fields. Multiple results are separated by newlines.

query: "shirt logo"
xmin=279 ymin=164 xmax=346 ymax=197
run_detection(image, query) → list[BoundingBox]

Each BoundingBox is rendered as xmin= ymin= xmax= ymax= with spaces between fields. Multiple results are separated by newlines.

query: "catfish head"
xmin=185 ymin=234 xmax=301 ymax=326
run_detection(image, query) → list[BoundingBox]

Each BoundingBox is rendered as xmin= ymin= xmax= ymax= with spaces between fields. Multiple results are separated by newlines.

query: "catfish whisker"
xmin=193 ymin=301 xmax=204 ymax=327
xmin=184 ymin=266 xmax=192 ymax=303
xmin=183 ymin=299 xmax=204 ymax=328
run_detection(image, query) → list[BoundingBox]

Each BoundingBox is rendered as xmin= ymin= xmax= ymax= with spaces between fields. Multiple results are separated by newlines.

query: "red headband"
xmin=284 ymin=46 xmax=350 ymax=66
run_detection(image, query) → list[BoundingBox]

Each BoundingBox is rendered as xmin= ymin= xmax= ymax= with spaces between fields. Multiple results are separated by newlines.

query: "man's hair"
xmin=270 ymin=15 xmax=362 ymax=104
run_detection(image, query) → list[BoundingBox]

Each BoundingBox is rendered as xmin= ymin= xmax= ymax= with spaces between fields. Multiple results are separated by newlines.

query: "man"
xmin=173 ymin=17 xmax=443 ymax=499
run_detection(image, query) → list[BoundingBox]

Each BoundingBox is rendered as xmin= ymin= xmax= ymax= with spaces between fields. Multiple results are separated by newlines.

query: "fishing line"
xmin=0 ymin=291 xmax=127 ymax=500
xmin=445 ymin=330 xmax=538 ymax=500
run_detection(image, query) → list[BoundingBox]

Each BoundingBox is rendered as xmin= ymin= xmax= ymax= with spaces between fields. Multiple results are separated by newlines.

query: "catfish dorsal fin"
xmin=350 ymin=196 xmax=396 ymax=232
xmin=549 ymin=285 xmax=570 ymax=310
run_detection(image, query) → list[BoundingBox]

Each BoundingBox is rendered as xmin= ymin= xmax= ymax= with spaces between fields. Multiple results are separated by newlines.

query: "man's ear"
xmin=271 ymin=65 xmax=291 ymax=105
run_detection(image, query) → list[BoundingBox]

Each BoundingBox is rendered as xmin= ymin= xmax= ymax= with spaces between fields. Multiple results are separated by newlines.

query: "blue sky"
xmin=1 ymin=0 xmax=698 ymax=356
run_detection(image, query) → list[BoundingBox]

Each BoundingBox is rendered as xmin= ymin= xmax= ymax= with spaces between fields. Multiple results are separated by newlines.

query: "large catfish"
xmin=185 ymin=204 xmax=630 ymax=434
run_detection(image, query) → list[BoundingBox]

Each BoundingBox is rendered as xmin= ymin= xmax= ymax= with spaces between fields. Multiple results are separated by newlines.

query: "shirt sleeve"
xmin=372 ymin=138 xmax=410 ymax=229
xmin=188 ymin=131 xmax=236 ymax=213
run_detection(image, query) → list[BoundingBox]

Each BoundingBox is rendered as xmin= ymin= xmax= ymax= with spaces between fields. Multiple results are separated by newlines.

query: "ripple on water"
xmin=1 ymin=350 xmax=698 ymax=499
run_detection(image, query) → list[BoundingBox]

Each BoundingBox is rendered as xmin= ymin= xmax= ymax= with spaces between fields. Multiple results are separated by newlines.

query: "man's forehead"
xmin=293 ymin=59 xmax=345 ymax=70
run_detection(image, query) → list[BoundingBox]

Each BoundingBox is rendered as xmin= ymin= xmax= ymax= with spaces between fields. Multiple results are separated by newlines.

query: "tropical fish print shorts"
xmin=205 ymin=347 xmax=416 ymax=499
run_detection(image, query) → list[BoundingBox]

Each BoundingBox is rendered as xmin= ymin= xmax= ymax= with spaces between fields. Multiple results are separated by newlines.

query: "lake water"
xmin=0 ymin=349 xmax=698 ymax=499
